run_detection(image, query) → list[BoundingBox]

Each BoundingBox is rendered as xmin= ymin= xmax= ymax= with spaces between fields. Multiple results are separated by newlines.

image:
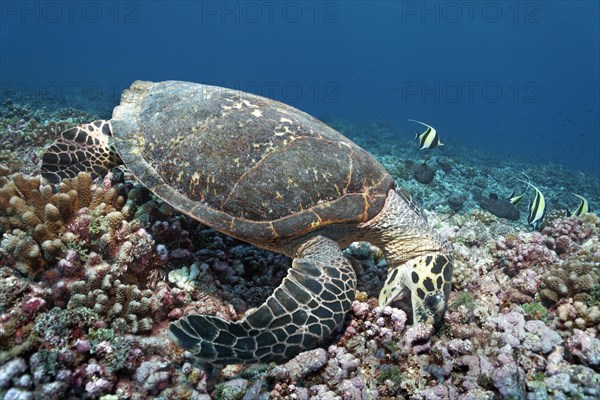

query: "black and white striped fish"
xmin=518 ymin=178 xmax=546 ymax=230
xmin=570 ymin=194 xmax=590 ymax=217
xmin=409 ymin=119 xmax=443 ymax=150
xmin=505 ymin=190 xmax=525 ymax=206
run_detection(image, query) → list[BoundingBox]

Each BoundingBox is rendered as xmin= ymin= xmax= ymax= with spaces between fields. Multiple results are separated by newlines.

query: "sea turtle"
xmin=41 ymin=80 xmax=453 ymax=364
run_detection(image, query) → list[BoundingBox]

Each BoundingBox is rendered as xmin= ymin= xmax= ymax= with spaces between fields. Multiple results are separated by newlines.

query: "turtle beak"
xmin=423 ymin=291 xmax=446 ymax=327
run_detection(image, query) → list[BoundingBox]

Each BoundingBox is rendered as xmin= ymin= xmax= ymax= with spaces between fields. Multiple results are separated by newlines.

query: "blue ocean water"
xmin=1 ymin=1 xmax=599 ymax=176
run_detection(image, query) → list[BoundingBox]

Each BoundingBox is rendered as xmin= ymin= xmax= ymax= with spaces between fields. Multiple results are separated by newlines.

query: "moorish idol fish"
xmin=518 ymin=178 xmax=546 ymax=230
xmin=505 ymin=176 xmax=531 ymax=206
xmin=504 ymin=190 xmax=525 ymax=206
xmin=409 ymin=119 xmax=442 ymax=150
xmin=570 ymin=194 xmax=590 ymax=217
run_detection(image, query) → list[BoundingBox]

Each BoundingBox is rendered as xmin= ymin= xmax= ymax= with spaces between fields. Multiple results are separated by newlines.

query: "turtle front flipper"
xmin=168 ymin=236 xmax=357 ymax=364
xmin=41 ymin=120 xmax=122 ymax=183
xmin=379 ymin=252 xmax=452 ymax=326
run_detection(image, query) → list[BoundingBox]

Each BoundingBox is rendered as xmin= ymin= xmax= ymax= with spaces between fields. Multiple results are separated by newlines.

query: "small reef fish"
xmin=518 ymin=178 xmax=546 ymax=230
xmin=570 ymin=194 xmax=590 ymax=217
xmin=409 ymin=119 xmax=442 ymax=150
xmin=504 ymin=190 xmax=525 ymax=206
xmin=506 ymin=175 xmax=531 ymax=206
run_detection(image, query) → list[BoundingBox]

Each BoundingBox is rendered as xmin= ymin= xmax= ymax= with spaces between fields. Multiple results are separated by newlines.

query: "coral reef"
xmin=0 ymin=101 xmax=95 ymax=175
xmin=67 ymin=273 xmax=156 ymax=334
xmin=1 ymin=108 xmax=600 ymax=399
xmin=469 ymin=208 xmax=497 ymax=225
xmin=492 ymin=231 xmax=559 ymax=277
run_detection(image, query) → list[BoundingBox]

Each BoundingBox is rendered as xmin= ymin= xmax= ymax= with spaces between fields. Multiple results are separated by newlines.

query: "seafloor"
xmin=0 ymin=101 xmax=599 ymax=400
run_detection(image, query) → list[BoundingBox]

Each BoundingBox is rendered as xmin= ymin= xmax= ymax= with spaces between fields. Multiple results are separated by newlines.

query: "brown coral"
xmin=540 ymin=253 xmax=600 ymax=306
xmin=68 ymin=271 xmax=156 ymax=334
xmin=555 ymin=301 xmax=600 ymax=333
xmin=0 ymin=172 xmax=126 ymax=277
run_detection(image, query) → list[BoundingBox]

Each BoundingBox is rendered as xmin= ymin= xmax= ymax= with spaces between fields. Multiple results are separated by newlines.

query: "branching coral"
xmin=67 ymin=272 xmax=156 ymax=334
xmin=540 ymin=253 xmax=600 ymax=306
xmin=32 ymin=307 xmax=97 ymax=348
xmin=555 ymin=301 xmax=600 ymax=333
xmin=0 ymin=173 xmax=125 ymax=277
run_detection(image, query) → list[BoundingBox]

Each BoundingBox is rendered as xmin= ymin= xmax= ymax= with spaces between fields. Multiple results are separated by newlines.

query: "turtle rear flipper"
xmin=168 ymin=236 xmax=357 ymax=364
xmin=41 ymin=120 xmax=122 ymax=183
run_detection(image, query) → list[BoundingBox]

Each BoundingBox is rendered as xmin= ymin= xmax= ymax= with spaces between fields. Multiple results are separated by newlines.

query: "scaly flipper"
xmin=41 ymin=120 xmax=122 ymax=183
xmin=168 ymin=236 xmax=357 ymax=364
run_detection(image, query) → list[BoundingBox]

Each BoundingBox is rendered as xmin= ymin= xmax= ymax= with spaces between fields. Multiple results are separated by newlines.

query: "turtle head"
xmin=361 ymin=189 xmax=454 ymax=327
xmin=379 ymin=252 xmax=452 ymax=327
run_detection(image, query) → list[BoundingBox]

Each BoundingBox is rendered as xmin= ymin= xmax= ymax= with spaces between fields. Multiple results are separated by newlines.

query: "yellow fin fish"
xmin=505 ymin=178 xmax=530 ymax=206
xmin=570 ymin=194 xmax=590 ymax=217
xmin=409 ymin=119 xmax=442 ymax=150
xmin=505 ymin=190 xmax=525 ymax=206
xmin=517 ymin=178 xmax=546 ymax=230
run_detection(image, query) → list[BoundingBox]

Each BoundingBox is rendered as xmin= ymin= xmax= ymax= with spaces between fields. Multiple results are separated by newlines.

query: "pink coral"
xmin=494 ymin=231 xmax=559 ymax=276
xmin=21 ymin=297 xmax=46 ymax=316
xmin=56 ymin=249 xmax=82 ymax=277
xmin=84 ymin=377 xmax=113 ymax=397
xmin=542 ymin=216 xmax=595 ymax=244
xmin=401 ymin=323 xmax=434 ymax=353
xmin=565 ymin=329 xmax=600 ymax=368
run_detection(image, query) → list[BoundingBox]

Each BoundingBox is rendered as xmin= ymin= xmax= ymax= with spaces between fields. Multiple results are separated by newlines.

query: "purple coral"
xmin=56 ymin=250 xmax=82 ymax=277
xmin=565 ymin=330 xmax=600 ymax=369
xmin=542 ymin=216 xmax=595 ymax=244
xmin=134 ymin=359 xmax=172 ymax=395
xmin=402 ymin=323 xmax=434 ymax=354
xmin=494 ymin=231 xmax=559 ymax=276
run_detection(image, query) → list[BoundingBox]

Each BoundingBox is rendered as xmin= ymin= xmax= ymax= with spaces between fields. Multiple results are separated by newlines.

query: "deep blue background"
xmin=1 ymin=1 xmax=599 ymax=176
